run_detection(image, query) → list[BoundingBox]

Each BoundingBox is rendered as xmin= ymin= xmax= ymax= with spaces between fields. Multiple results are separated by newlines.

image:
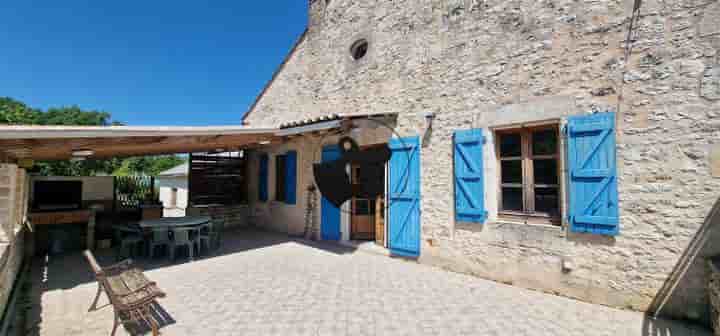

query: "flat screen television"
xmin=33 ymin=180 xmax=83 ymax=211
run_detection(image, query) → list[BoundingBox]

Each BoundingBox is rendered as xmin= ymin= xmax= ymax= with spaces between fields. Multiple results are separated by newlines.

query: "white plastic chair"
xmin=113 ymin=225 xmax=143 ymax=261
xmin=199 ymin=218 xmax=223 ymax=254
xmin=149 ymin=228 xmax=171 ymax=258
xmin=170 ymin=227 xmax=199 ymax=261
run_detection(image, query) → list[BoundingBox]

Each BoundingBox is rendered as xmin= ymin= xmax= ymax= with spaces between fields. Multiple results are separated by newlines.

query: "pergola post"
xmin=0 ymin=164 xmax=18 ymax=244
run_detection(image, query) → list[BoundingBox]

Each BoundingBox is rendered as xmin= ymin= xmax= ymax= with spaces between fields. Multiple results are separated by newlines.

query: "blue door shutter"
xmin=567 ymin=112 xmax=619 ymax=235
xmin=321 ymin=145 xmax=342 ymax=240
xmin=388 ymin=136 xmax=421 ymax=258
xmin=258 ymin=154 xmax=268 ymax=202
xmin=453 ymin=129 xmax=487 ymax=224
xmin=285 ymin=151 xmax=297 ymax=204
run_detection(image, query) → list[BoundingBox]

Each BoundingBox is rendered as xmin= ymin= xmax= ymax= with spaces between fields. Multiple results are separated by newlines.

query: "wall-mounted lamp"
xmin=72 ymin=149 xmax=94 ymax=157
xmin=258 ymin=140 xmax=271 ymax=145
xmin=424 ymin=112 xmax=436 ymax=130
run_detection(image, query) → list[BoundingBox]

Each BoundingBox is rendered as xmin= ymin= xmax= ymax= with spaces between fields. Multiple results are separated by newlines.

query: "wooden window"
xmin=274 ymin=155 xmax=287 ymax=202
xmin=496 ymin=125 xmax=560 ymax=225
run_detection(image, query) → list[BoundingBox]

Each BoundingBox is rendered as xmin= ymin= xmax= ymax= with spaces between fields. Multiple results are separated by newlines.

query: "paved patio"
xmin=26 ymin=229 xmax=710 ymax=336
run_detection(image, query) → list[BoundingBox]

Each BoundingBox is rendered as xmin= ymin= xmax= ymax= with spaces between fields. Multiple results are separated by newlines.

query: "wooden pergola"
xmin=0 ymin=113 xmax=396 ymax=162
xmin=0 ymin=125 xmax=280 ymax=161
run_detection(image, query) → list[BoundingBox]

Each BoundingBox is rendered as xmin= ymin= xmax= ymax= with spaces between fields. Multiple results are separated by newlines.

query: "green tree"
xmin=37 ymin=105 xmax=112 ymax=126
xmin=113 ymin=156 xmax=185 ymax=176
xmin=0 ymin=97 xmax=40 ymax=124
xmin=33 ymin=158 xmax=123 ymax=177
xmin=0 ymin=97 xmax=112 ymax=126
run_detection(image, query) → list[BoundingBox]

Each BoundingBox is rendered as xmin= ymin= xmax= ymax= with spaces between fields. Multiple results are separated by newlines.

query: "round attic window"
xmin=350 ymin=39 xmax=368 ymax=60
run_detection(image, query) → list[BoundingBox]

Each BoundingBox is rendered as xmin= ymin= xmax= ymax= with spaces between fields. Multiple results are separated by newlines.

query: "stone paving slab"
xmin=26 ymin=230 xmax=711 ymax=336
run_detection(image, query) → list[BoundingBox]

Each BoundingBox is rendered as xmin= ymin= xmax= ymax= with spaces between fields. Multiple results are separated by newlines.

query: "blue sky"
xmin=0 ymin=1 xmax=307 ymax=125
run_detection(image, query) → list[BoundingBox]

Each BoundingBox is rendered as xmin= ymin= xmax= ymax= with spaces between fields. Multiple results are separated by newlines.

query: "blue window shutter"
xmin=259 ymin=154 xmax=268 ymax=202
xmin=453 ymin=129 xmax=487 ymax=224
xmin=285 ymin=151 xmax=297 ymax=204
xmin=567 ymin=112 xmax=619 ymax=235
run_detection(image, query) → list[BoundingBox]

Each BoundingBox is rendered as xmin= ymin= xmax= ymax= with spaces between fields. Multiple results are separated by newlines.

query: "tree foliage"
xmin=0 ymin=97 xmax=40 ymax=124
xmin=0 ymin=97 xmax=112 ymax=126
xmin=0 ymin=97 xmax=185 ymax=176
xmin=113 ymin=156 xmax=185 ymax=177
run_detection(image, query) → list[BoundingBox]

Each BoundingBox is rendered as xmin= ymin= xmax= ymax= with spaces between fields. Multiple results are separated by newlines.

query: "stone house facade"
xmin=240 ymin=0 xmax=720 ymax=325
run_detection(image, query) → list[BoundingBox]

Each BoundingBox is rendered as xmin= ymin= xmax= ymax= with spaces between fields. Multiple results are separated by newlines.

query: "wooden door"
xmin=350 ymin=165 xmax=375 ymax=240
xmin=351 ymin=198 xmax=375 ymax=240
xmin=375 ymin=196 xmax=385 ymax=245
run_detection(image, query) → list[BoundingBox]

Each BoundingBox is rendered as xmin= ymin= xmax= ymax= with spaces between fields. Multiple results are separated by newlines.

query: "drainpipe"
xmin=559 ymin=119 xmax=569 ymax=230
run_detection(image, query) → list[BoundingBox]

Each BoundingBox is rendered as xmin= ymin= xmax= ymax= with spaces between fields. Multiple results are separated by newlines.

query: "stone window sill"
xmin=494 ymin=220 xmax=563 ymax=231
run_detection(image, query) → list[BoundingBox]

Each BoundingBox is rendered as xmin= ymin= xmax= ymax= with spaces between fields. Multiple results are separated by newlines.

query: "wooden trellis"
xmin=189 ymin=153 xmax=247 ymax=206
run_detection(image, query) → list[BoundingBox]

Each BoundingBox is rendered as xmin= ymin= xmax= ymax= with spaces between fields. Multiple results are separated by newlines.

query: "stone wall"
xmin=243 ymin=0 xmax=720 ymax=324
xmin=0 ymin=164 xmax=27 ymax=322
xmin=186 ymin=205 xmax=251 ymax=231
xmin=0 ymin=229 xmax=24 ymax=319
xmin=709 ymin=259 xmax=720 ymax=335
xmin=247 ymin=139 xmax=312 ymax=235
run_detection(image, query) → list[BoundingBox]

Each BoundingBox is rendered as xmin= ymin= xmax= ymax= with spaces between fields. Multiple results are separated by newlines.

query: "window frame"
xmin=495 ymin=123 xmax=562 ymax=226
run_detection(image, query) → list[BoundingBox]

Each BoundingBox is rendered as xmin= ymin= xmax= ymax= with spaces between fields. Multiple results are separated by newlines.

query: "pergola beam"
xmin=0 ymin=126 xmax=278 ymax=161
